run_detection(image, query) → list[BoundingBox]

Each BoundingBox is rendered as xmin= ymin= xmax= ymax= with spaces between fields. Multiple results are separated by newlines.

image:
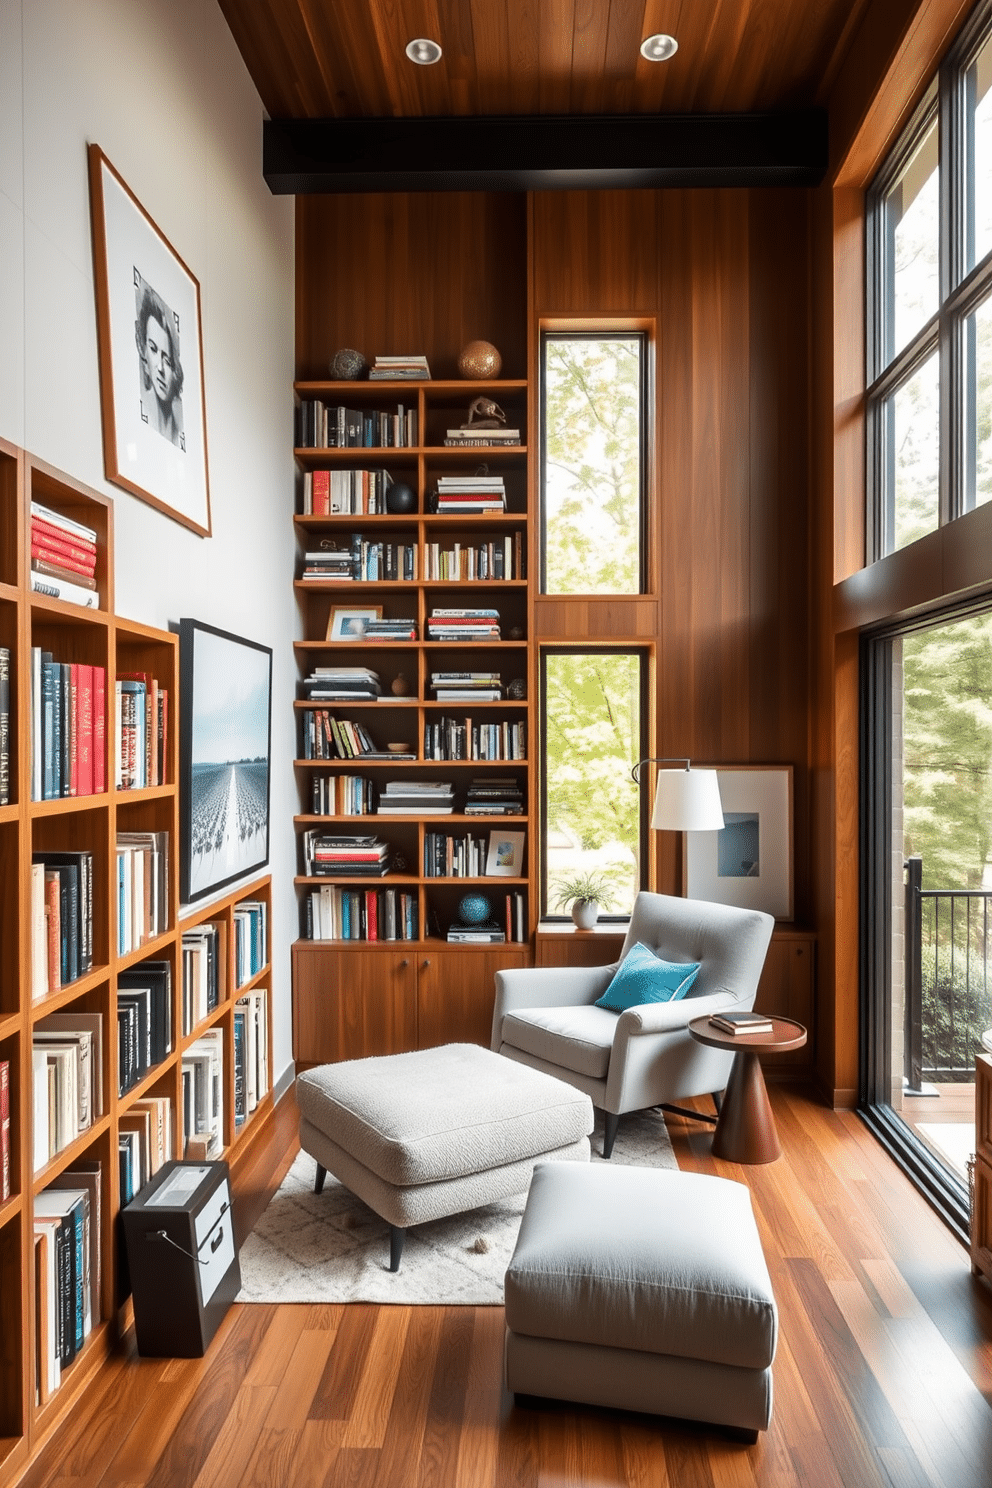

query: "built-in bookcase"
xmin=0 ymin=437 xmax=274 ymax=1484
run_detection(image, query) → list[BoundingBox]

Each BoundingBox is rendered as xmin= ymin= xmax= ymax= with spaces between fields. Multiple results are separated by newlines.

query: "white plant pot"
xmin=571 ymin=899 xmax=599 ymax=930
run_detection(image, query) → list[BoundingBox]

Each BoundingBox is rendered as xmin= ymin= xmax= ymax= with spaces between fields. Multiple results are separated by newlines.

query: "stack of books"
xmin=432 ymin=475 xmax=506 ymax=513
xmin=361 ymin=615 xmax=419 ymax=640
xmin=443 ymin=426 xmax=521 ymax=448
xmin=447 ymin=919 xmax=506 ymax=944
xmin=464 ymin=777 xmax=524 ymax=815
xmin=378 ymin=780 xmax=454 ymax=814
xmin=301 ymin=666 xmax=382 ymax=702
xmin=369 ymin=354 xmax=431 ymax=380
xmin=30 ymin=501 xmax=99 ymax=608
xmin=427 ymin=608 xmax=501 ymax=641
xmin=431 ymin=670 xmax=502 ymax=702
xmin=303 ymin=832 xmax=392 ymax=877
xmin=300 ymin=545 xmax=358 ymax=582
xmin=708 ymin=1011 xmax=774 ymax=1036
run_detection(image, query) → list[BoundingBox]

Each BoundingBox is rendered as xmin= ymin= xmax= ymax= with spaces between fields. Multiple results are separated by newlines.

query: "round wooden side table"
xmin=687 ymin=1015 xmax=807 ymax=1164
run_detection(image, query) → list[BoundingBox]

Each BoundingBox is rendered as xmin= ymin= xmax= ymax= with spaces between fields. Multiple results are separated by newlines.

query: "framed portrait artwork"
xmin=326 ymin=606 xmax=382 ymax=641
xmin=88 ymin=145 xmax=211 ymax=536
xmin=178 ymin=618 xmax=272 ymax=903
xmin=684 ymin=765 xmax=794 ymax=921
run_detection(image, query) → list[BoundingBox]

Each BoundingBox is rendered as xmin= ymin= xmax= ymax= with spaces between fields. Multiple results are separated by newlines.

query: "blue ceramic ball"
xmin=458 ymin=893 xmax=492 ymax=925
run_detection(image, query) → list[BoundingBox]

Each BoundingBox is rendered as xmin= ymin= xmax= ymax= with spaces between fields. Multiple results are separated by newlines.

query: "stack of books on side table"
xmin=708 ymin=1011 xmax=774 ymax=1036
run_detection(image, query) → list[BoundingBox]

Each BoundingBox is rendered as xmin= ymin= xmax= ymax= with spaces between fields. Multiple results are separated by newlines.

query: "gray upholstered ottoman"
xmin=296 ymin=1042 xmax=593 ymax=1270
xmin=504 ymin=1162 xmax=778 ymax=1438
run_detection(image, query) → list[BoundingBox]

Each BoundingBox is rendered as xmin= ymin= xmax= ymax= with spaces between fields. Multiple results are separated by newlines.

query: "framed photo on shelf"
xmin=326 ymin=606 xmax=382 ymax=641
xmin=684 ymin=765 xmax=793 ymax=921
xmin=485 ymin=829 xmax=525 ymax=877
xmin=178 ymin=618 xmax=272 ymax=903
xmin=88 ymin=144 xmax=211 ymax=536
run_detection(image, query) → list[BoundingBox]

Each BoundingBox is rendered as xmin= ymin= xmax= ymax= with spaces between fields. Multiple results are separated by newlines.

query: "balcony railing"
xmin=904 ymin=856 xmax=992 ymax=1088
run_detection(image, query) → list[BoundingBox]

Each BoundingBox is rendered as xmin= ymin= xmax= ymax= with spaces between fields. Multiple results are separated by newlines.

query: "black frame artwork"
xmin=179 ymin=618 xmax=272 ymax=904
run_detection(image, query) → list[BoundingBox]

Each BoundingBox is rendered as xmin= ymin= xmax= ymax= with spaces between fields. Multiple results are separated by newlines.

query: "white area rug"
xmin=236 ymin=1108 xmax=677 ymax=1306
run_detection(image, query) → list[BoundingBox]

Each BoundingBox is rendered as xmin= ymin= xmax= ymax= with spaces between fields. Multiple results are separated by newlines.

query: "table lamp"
xmin=630 ymin=758 xmax=725 ymax=832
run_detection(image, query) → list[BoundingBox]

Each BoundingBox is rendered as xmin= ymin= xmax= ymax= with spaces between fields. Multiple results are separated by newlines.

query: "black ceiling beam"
xmin=263 ymin=111 xmax=828 ymax=194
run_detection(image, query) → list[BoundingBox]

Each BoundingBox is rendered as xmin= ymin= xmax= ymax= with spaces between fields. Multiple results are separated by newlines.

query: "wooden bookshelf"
xmin=0 ymin=439 xmax=274 ymax=1483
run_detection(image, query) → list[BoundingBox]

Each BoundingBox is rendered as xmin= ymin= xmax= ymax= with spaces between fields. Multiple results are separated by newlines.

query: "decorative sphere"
xmin=458 ymin=893 xmax=492 ymax=925
xmin=385 ymin=481 xmax=416 ymax=514
xmin=329 ymin=348 xmax=368 ymax=381
xmin=390 ymin=673 xmax=410 ymax=696
xmin=457 ymin=340 xmax=502 ymax=379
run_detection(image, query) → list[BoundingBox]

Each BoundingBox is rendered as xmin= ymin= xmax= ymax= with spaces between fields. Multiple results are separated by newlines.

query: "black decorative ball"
xmin=329 ymin=348 xmax=368 ymax=381
xmin=386 ymin=481 xmax=417 ymax=514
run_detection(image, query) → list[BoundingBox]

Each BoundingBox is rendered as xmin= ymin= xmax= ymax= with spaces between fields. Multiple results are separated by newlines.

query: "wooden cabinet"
xmin=417 ymin=946 xmax=530 ymax=1050
xmin=0 ymin=440 xmax=276 ymax=1485
xmin=971 ymin=1053 xmax=992 ymax=1284
xmin=753 ymin=930 xmax=815 ymax=1078
xmin=535 ymin=921 xmax=626 ymax=969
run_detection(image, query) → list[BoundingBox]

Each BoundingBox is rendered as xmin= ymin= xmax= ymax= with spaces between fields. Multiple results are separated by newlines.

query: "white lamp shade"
xmin=650 ymin=769 xmax=725 ymax=832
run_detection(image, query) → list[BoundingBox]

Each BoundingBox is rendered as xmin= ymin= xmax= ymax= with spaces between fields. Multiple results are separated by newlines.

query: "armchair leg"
xmin=602 ymin=1111 xmax=620 ymax=1159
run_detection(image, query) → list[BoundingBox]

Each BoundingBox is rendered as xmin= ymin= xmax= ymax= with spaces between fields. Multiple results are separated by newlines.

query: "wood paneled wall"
xmin=532 ymin=189 xmax=813 ymax=915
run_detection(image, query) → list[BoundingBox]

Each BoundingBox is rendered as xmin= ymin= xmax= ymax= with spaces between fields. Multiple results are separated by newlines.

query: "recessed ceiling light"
xmin=406 ymin=38 xmax=442 ymax=66
xmin=639 ymin=34 xmax=678 ymax=63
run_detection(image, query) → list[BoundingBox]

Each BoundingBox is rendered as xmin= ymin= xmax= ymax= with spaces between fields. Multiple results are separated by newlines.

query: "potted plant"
xmin=550 ymin=869 xmax=618 ymax=930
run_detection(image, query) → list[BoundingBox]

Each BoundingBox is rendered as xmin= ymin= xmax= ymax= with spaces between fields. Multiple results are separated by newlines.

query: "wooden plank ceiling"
xmin=217 ymin=0 xmax=874 ymax=121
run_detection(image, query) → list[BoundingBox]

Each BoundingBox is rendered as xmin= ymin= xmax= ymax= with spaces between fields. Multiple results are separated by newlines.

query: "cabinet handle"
xmin=422 ymin=959 xmax=431 ymax=970
xmin=399 ymin=959 xmax=409 ymax=969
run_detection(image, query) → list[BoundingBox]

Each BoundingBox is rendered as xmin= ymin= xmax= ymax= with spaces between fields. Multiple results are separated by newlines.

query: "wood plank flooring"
xmin=16 ymin=1085 xmax=992 ymax=1488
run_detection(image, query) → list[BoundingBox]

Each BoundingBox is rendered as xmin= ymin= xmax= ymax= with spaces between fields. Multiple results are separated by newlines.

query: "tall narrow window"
xmin=542 ymin=651 xmax=646 ymax=917
xmin=541 ymin=333 xmax=646 ymax=594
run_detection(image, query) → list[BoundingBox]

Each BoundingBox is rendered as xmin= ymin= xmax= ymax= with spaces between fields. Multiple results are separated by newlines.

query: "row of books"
xmin=233 ymin=899 xmax=268 ymax=988
xmin=427 ymin=607 xmax=501 ymax=641
xmin=305 ymin=883 xmax=419 ymax=941
xmin=431 ymin=475 xmax=506 ymax=513
xmin=448 ymin=891 xmax=527 ymax=944
xmin=116 ymin=831 xmax=170 ymax=956
xmin=181 ymin=923 xmax=220 ymax=1036
xmin=302 ymin=831 xmax=392 ymax=878
xmin=301 ymin=467 xmax=393 ymax=515
xmin=30 ymin=649 xmax=106 ymax=801
xmin=0 ymin=1060 xmax=8 ymax=1200
xmin=424 ymin=829 xmax=525 ymax=878
xmin=117 ymin=963 xmax=173 ymax=1096
xmin=30 ymin=851 xmax=94 ymax=998
xmin=305 ymin=774 xmax=525 ymax=817
xmin=368 ymin=353 xmax=431 ymax=380
xmin=182 ymin=1030 xmax=224 ymax=1159
xmin=423 ymin=535 xmax=523 ymax=581
xmin=118 ymin=1093 xmax=172 ymax=1203
xmin=424 ymin=717 xmax=527 ymax=761
xmin=297 ymin=400 xmax=419 ymax=450
xmin=31 ymin=1011 xmax=103 ymax=1170
xmin=310 ymin=773 xmax=377 ymax=815
xmin=116 ymin=672 xmax=169 ymax=789
xmin=234 ymin=990 xmax=269 ymax=1129
xmin=300 ymin=540 xmax=418 ymax=583
xmin=34 ymin=1165 xmax=100 ymax=1401
xmin=0 ymin=646 xmax=9 ymax=806
xmin=301 ymin=711 xmax=414 ymax=761
xmin=29 ymin=499 xmax=100 ymax=609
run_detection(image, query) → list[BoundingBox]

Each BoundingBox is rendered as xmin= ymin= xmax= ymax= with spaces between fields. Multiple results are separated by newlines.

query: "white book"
xmin=32 ymin=1031 xmax=92 ymax=1132
xmin=30 ymin=569 xmax=99 ymax=609
xmin=32 ymin=1047 xmax=51 ymax=1172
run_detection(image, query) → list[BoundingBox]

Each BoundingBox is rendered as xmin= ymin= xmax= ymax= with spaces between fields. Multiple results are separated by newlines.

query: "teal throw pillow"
xmin=594 ymin=941 xmax=701 ymax=1012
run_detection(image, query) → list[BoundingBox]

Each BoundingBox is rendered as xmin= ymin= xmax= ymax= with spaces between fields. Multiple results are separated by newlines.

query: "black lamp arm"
xmin=630 ymin=756 xmax=692 ymax=784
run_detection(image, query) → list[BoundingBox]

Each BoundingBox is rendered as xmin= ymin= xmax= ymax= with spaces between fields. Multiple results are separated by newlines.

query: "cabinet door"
xmin=417 ymin=947 xmax=531 ymax=1051
xmin=753 ymin=935 xmax=814 ymax=1072
xmin=292 ymin=944 xmax=416 ymax=1065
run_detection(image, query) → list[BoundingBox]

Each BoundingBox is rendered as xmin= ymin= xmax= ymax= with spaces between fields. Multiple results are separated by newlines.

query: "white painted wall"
xmin=0 ymin=0 xmax=298 ymax=1086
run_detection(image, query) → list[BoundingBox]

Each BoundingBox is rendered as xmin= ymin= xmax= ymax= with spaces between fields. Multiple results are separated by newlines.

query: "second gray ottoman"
xmin=504 ymin=1161 xmax=778 ymax=1437
xmin=296 ymin=1042 xmax=593 ymax=1270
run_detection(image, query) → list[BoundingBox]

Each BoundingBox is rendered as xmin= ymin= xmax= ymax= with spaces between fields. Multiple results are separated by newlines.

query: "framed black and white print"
xmin=88 ymin=145 xmax=211 ymax=536
xmin=179 ymin=619 xmax=272 ymax=903
xmin=684 ymin=766 xmax=793 ymax=920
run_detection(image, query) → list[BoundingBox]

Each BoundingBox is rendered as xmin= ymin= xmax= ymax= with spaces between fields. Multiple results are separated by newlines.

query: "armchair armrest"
xmin=617 ymin=989 xmax=738 ymax=1037
xmin=491 ymin=962 xmax=618 ymax=1050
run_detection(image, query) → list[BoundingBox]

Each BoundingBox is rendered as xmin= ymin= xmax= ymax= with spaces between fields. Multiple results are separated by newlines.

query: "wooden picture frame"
xmin=485 ymin=829 xmax=525 ymax=877
xmin=326 ymin=605 xmax=382 ymax=641
xmin=88 ymin=145 xmax=211 ymax=536
xmin=684 ymin=765 xmax=794 ymax=921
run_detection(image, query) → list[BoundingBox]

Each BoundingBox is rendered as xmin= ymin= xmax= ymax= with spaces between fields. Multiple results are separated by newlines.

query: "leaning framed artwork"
xmin=178 ymin=618 xmax=272 ymax=903
xmin=326 ymin=606 xmax=382 ymax=641
xmin=684 ymin=766 xmax=793 ymax=920
xmin=88 ymin=145 xmax=211 ymax=536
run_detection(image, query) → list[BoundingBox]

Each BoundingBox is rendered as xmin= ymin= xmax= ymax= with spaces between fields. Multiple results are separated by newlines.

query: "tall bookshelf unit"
xmin=0 ymin=438 xmax=274 ymax=1482
xmin=291 ymin=375 xmax=536 ymax=1062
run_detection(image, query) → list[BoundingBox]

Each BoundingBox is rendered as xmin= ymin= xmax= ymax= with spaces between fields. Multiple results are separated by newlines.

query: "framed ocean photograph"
xmin=88 ymin=144 xmax=211 ymax=536
xmin=684 ymin=766 xmax=793 ymax=920
xmin=179 ymin=618 xmax=272 ymax=903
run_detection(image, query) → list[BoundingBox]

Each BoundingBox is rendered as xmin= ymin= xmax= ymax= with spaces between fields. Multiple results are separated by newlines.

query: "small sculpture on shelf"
xmin=329 ymin=348 xmax=368 ymax=381
xmin=457 ymin=340 xmax=502 ymax=379
xmin=461 ymin=397 xmax=506 ymax=430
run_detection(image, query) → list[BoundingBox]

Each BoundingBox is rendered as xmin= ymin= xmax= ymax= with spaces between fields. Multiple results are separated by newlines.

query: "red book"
xmin=0 ymin=1059 xmax=9 ymax=1201
xmin=77 ymin=664 xmax=94 ymax=797
xmin=30 ymin=513 xmax=97 ymax=557
xmin=92 ymin=666 xmax=106 ymax=793
xmin=365 ymin=889 xmax=378 ymax=941
xmin=69 ymin=663 xmax=79 ymax=797
xmin=312 ymin=470 xmax=330 ymax=516
xmin=44 ymin=871 xmax=61 ymax=992
xmin=31 ymin=538 xmax=97 ymax=578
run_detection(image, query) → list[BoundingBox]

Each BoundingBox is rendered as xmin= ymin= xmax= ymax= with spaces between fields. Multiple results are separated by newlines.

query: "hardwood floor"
xmin=17 ymin=1084 xmax=992 ymax=1488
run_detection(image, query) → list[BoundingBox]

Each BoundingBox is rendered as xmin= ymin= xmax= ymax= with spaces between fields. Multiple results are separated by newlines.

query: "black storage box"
xmin=121 ymin=1159 xmax=240 ymax=1357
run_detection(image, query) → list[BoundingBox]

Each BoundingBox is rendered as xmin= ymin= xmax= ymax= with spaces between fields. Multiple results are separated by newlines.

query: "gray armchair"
xmin=492 ymin=891 xmax=775 ymax=1157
